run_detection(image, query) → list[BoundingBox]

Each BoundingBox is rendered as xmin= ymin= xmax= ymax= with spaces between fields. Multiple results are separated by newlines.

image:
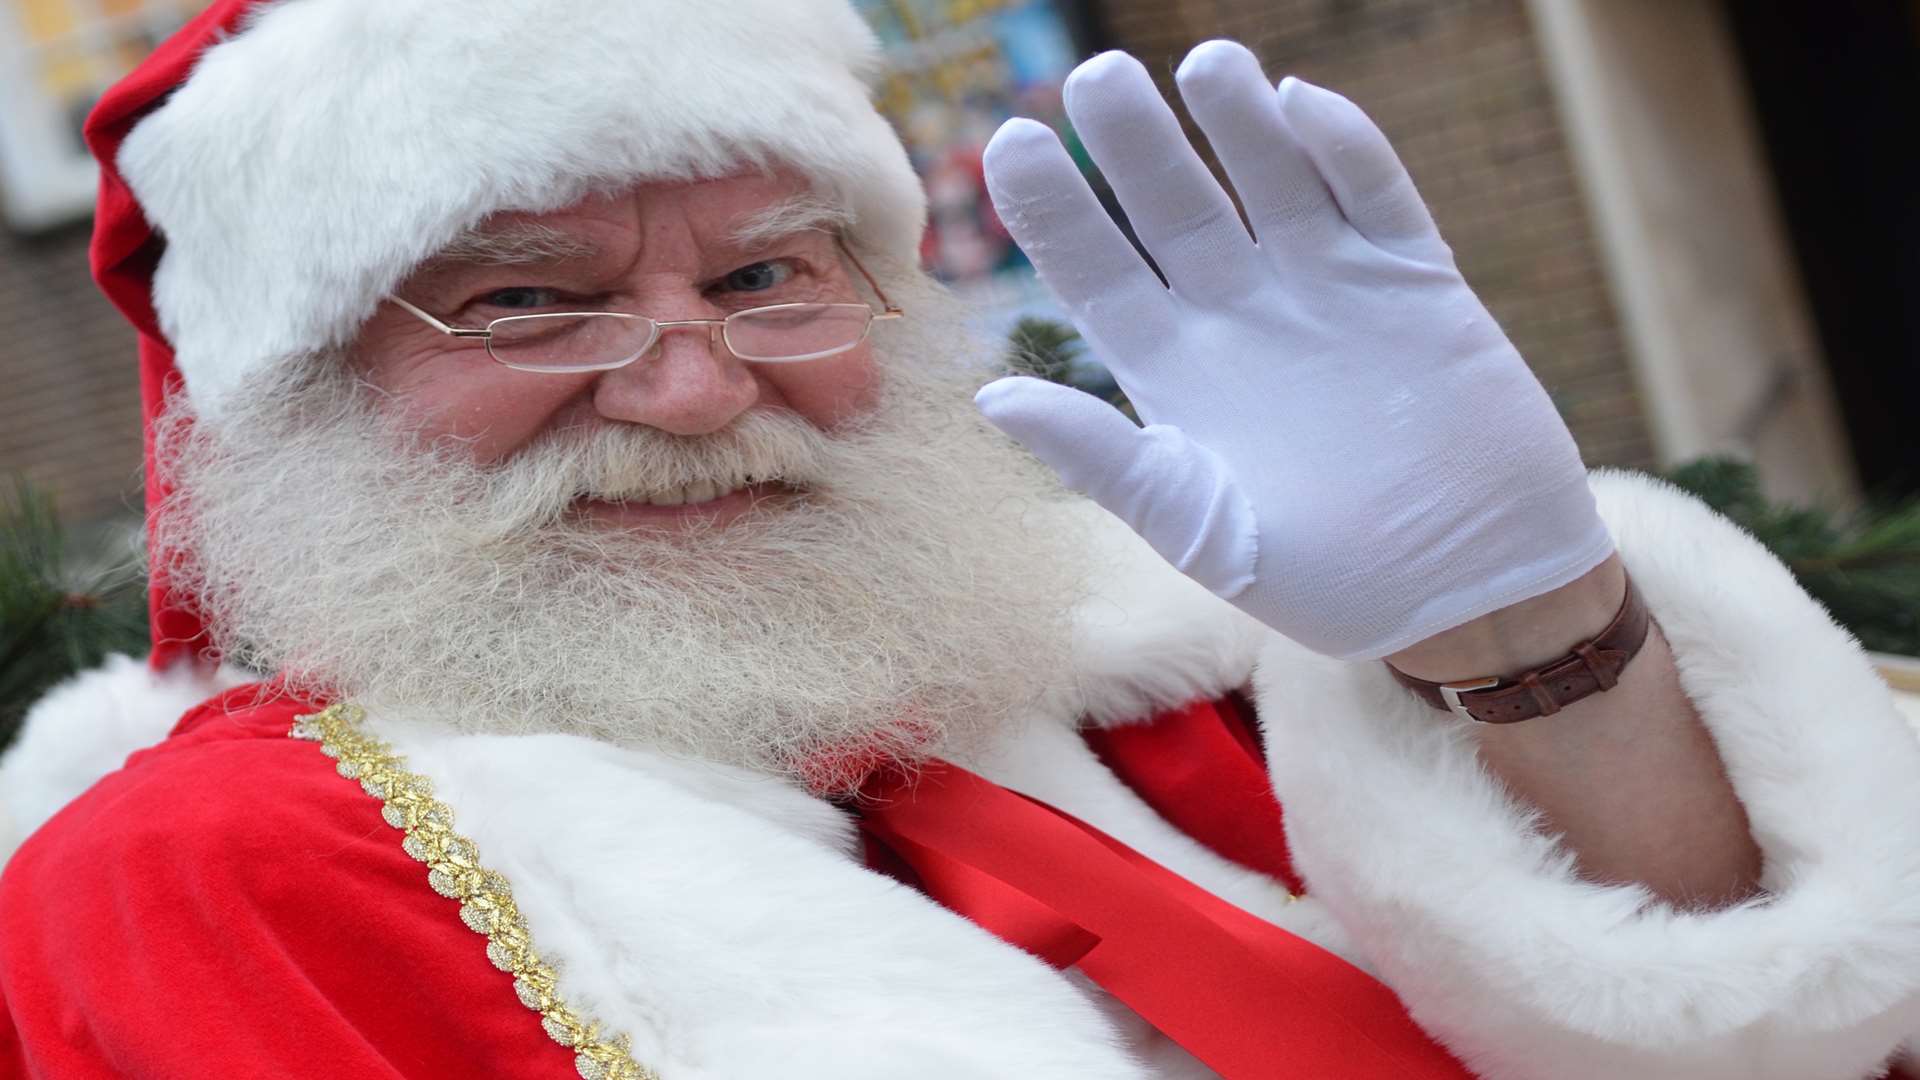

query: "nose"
xmin=591 ymin=316 xmax=761 ymax=436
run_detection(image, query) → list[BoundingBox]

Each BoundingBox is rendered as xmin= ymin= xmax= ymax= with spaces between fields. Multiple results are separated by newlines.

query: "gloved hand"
xmin=976 ymin=41 xmax=1614 ymax=660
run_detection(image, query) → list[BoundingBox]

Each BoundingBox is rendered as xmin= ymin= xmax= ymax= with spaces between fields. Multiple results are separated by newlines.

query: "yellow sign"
xmin=0 ymin=0 xmax=207 ymax=228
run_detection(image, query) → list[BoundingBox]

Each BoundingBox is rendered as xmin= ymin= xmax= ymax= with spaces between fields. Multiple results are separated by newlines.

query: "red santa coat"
xmin=0 ymin=684 xmax=1459 ymax=1078
xmin=5 ymin=478 xmax=1920 ymax=1078
xmin=0 ymin=689 xmax=580 ymax=1078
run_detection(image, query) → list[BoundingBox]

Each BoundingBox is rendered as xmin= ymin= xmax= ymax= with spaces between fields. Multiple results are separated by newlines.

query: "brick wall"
xmin=1096 ymin=0 xmax=1656 ymax=467
xmin=0 ymin=222 xmax=143 ymax=524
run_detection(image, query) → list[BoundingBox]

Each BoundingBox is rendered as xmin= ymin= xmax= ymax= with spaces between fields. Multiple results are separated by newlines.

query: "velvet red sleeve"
xmin=0 ymin=694 xmax=573 ymax=1079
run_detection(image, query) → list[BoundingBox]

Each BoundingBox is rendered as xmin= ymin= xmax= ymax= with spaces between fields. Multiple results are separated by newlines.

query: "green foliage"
xmin=1005 ymin=315 xmax=1085 ymax=384
xmin=1662 ymin=458 xmax=1920 ymax=657
xmin=1003 ymin=316 xmax=1137 ymax=423
xmin=0 ymin=480 xmax=150 ymax=754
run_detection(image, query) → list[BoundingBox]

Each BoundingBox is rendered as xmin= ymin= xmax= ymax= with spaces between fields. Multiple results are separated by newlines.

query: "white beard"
xmin=153 ymin=276 xmax=1088 ymax=793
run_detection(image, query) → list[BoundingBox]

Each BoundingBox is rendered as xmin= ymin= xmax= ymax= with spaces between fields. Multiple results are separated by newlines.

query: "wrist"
xmin=1385 ymin=554 xmax=1627 ymax=681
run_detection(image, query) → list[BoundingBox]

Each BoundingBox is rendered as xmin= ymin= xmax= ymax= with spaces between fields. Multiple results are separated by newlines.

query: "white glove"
xmin=977 ymin=41 xmax=1614 ymax=660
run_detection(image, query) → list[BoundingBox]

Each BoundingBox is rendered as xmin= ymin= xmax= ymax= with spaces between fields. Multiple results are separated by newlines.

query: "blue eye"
xmin=724 ymin=261 xmax=794 ymax=292
xmin=479 ymin=287 xmax=560 ymax=310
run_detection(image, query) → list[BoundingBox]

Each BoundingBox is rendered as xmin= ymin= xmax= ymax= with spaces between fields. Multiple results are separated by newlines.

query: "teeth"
xmin=637 ymin=480 xmax=740 ymax=507
xmin=608 ymin=472 xmax=778 ymax=508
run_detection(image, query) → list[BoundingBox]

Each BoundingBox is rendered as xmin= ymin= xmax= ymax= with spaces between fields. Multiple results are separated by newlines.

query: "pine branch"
xmin=0 ymin=478 xmax=151 ymax=753
xmin=1661 ymin=458 xmax=1920 ymax=657
xmin=1005 ymin=316 xmax=1085 ymax=384
xmin=1003 ymin=316 xmax=1137 ymax=422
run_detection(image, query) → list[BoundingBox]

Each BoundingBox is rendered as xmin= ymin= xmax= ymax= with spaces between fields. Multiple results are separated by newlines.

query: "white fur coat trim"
xmin=1260 ymin=469 xmax=1920 ymax=1079
xmin=0 ymin=654 xmax=249 ymax=864
xmin=376 ymin=719 xmax=1147 ymax=1078
xmin=1047 ymin=497 xmax=1272 ymax=729
xmin=370 ymin=708 xmax=1360 ymax=1078
xmin=117 ymin=0 xmax=926 ymax=419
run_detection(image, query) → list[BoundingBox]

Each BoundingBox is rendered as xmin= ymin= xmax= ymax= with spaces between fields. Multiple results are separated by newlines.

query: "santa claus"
xmin=3 ymin=1 xmax=1919 ymax=1077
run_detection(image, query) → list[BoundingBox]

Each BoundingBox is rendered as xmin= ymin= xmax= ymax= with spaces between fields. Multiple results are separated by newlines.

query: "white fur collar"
xmin=374 ymin=718 xmax=1143 ymax=1078
xmin=1047 ymin=499 xmax=1272 ymax=729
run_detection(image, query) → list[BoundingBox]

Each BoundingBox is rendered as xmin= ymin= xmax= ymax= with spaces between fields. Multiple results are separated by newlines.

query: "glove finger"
xmin=1061 ymin=51 xmax=1265 ymax=299
xmin=1173 ymin=40 xmax=1342 ymax=250
xmin=975 ymin=377 xmax=1257 ymax=599
xmin=974 ymin=375 xmax=1147 ymax=498
xmin=1276 ymin=78 xmax=1452 ymax=264
xmin=983 ymin=119 xmax=1177 ymax=356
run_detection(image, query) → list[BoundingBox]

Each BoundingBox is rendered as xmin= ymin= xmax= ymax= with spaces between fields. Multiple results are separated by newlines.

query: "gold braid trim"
xmin=291 ymin=703 xmax=658 ymax=1080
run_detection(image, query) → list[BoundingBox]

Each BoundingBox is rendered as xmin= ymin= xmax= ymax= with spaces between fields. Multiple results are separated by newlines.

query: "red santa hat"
xmin=84 ymin=0 xmax=929 ymax=671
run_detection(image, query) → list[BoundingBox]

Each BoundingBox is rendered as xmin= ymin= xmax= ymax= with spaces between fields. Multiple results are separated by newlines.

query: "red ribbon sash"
xmin=858 ymin=702 xmax=1472 ymax=1078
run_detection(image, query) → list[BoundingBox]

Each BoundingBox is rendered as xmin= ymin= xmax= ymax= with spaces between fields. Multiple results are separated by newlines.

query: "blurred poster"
xmin=856 ymin=0 xmax=1094 ymax=327
xmin=0 ymin=0 xmax=204 ymax=230
xmin=0 ymin=0 xmax=1094 ymax=261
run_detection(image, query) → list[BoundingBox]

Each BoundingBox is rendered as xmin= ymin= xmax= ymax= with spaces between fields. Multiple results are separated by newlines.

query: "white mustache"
xmin=475 ymin=407 xmax=837 ymax=528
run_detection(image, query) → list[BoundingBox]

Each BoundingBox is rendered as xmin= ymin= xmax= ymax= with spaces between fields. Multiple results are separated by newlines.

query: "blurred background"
xmin=0 ymin=1 xmax=1916 ymax=696
xmin=5 ymin=0 xmax=1918 ymax=520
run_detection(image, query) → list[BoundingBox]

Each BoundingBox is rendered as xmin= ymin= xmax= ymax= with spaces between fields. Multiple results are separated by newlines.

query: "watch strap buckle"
xmin=1437 ymin=676 xmax=1503 ymax=723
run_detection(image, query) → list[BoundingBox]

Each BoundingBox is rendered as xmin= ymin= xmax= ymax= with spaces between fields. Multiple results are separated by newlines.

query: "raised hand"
xmin=976 ymin=41 xmax=1613 ymax=660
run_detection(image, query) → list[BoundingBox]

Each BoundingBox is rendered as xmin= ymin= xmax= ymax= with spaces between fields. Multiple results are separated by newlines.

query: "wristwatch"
xmin=1386 ymin=577 xmax=1651 ymax=724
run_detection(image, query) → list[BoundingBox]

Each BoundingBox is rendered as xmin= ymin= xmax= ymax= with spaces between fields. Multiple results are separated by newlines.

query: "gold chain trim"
xmin=291 ymin=703 xmax=658 ymax=1080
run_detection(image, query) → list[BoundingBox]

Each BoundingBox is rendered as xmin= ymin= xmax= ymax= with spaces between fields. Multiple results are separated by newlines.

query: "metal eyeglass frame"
xmin=386 ymin=238 xmax=904 ymax=373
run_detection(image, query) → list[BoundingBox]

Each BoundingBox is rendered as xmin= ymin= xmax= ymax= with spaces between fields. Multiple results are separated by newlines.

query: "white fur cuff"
xmin=1257 ymin=470 xmax=1920 ymax=1079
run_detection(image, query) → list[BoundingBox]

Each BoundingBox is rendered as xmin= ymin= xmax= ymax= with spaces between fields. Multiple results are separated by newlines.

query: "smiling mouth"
xmin=622 ymin=477 xmax=745 ymax=507
xmin=570 ymin=475 xmax=798 ymax=524
xmin=584 ymin=469 xmax=784 ymax=506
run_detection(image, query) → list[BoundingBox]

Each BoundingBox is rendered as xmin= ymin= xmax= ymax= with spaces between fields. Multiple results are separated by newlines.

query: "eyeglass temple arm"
xmin=837 ymin=239 xmax=904 ymax=318
xmin=388 ymin=295 xmax=492 ymax=338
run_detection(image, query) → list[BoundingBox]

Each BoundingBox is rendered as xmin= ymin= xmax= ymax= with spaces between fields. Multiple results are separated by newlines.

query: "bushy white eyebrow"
xmin=727 ymin=194 xmax=852 ymax=250
xmin=430 ymin=222 xmax=601 ymax=266
xmin=424 ymin=195 xmax=845 ymax=272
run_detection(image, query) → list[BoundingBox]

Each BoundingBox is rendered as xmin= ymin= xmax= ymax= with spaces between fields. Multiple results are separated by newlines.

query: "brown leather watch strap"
xmin=1386 ymin=576 xmax=1650 ymax=724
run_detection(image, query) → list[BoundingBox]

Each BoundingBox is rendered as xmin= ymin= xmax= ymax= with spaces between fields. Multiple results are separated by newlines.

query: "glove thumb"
xmin=975 ymin=376 xmax=1258 ymax=599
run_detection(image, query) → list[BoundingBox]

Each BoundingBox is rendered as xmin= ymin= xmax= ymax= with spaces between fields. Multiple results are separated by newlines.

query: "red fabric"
xmin=860 ymin=713 xmax=1474 ymax=1079
xmin=83 ymin=1 xmax=258 ymax=671
xmin=1083 ymin=695 xmax=1304 ymax=895
xmin=0 ymin=685 xmax=574 ymax=1079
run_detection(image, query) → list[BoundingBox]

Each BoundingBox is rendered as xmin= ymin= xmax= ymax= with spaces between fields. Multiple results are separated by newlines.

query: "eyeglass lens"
xmin=727 ymin=304 xmax=876 ymax=362
xmin=483 ymin=304 xmax=876 ymax=371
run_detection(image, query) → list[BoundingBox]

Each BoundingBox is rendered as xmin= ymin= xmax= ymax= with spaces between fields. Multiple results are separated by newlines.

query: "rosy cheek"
xmin=364 ymin=347 xmax=589 ymax=463
xmin=763 ymin=345 xmax=882 ymax=430
xmin=439 ymin=386 xmax=579 ymax=462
